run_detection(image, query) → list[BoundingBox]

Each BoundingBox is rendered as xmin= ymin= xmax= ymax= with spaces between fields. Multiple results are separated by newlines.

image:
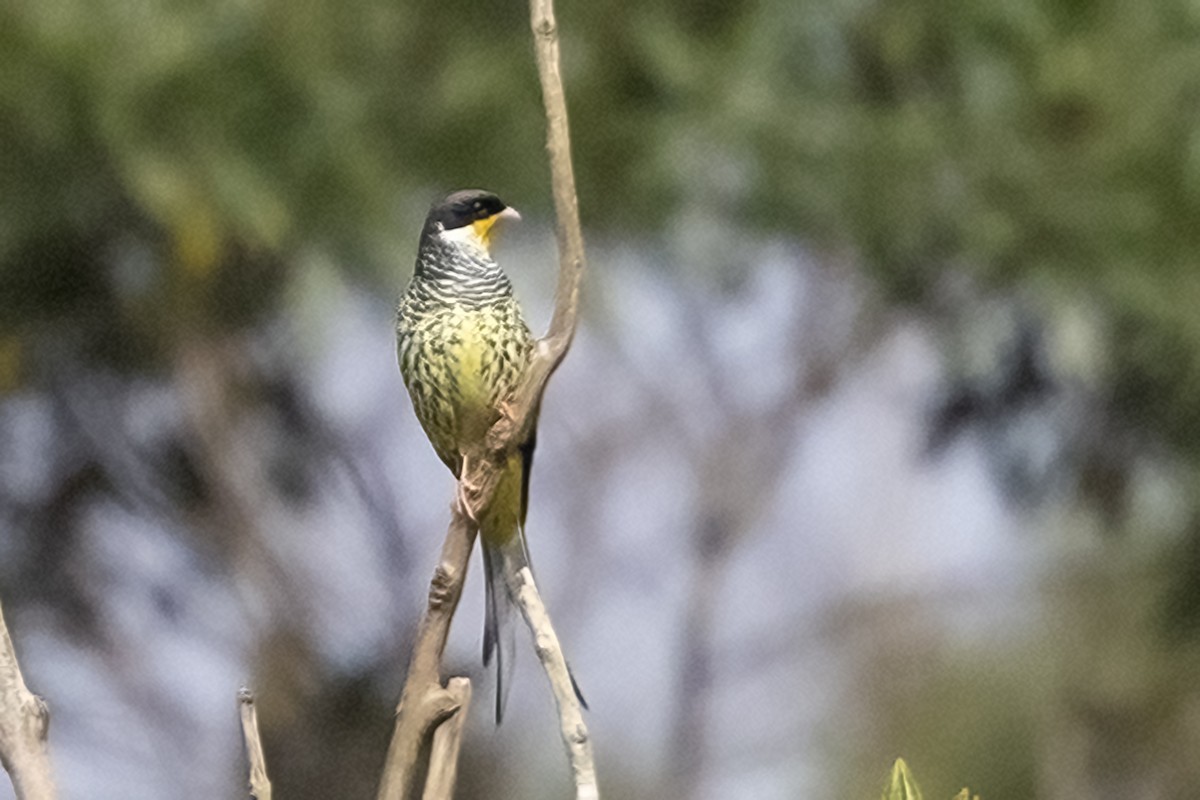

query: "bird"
xmin=394 ymin=189 xmax=541 ymax=723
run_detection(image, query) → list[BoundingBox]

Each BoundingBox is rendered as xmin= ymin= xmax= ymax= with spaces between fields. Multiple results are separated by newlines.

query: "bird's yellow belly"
xmin=448 ymin=310 xmax=502 ymax=440
xmin=455 ymin=327 xmax=487 ymax=403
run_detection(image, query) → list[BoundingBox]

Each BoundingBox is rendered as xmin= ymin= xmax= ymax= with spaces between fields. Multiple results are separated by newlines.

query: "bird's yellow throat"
xmin=471 ymin=214 xmax=502 ymax=249
xmin=440 ymin=206 xmax=520 ymax=253
xmin=440 ymin=213 xmax=504 ymax=253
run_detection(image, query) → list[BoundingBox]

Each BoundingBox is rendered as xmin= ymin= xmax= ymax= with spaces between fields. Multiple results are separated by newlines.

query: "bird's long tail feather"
xmin=480 ymin=453 xmax=587 ymax=723
xmin=481 ymin=536 xmax=588 ymax=723
xmin=482 ymin=536 xmax=521 ymax=724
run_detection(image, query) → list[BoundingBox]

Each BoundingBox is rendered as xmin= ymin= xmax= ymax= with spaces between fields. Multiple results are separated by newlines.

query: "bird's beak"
xmin=473 ymin=206 xmax=522 ymax=249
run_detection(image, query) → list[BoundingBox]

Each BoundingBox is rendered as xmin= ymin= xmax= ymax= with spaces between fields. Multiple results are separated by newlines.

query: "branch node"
xmin=423 ymin=686 xmax=464 ymax=725
xmin=29 ymin=697 xmax=50 ymax=742
xmin=429 ymin=564 xmax=457 ymax=609
xmin=567 ymin=725 xmax=588 ymax=746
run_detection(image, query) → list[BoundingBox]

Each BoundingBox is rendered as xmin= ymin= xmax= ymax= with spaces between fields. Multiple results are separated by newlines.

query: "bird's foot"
xmin=456 ymin=453 xmax=481 ymax=523
xmin=486 ymin=401 xmax=519 ymax=449
xmin=456 ymin=479 xmax=480 ymax=523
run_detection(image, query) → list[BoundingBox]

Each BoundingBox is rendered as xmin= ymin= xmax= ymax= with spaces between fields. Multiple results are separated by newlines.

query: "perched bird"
xmin=395 ymin=189 xmax=538 ymax=722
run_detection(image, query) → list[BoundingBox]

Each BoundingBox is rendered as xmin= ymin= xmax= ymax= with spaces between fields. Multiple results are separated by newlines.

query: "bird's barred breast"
xmin=397 ymin=296 xmax=532 ymax=466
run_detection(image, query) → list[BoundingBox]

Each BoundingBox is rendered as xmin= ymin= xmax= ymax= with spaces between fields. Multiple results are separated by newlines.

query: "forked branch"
xmin=376 ymin=508 xmax=476 ymax=800
xmin=376 ymin=0 xmax=591 ymax=795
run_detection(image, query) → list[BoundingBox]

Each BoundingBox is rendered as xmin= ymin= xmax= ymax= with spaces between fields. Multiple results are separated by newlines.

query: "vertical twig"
xmin=0 ymin=598 xmax=57 ymax=800
xmin=531 ymin=0 xmax=586 ymax=358
xmin=238 ymin=688 xmax=273 ymax=800
xmin=421 ymin=678 xmax=472 ymax=800
xmin=507 ymin=569 xmax=598 ymax=800
xmin=481 ymin=0 xmax=590 ymax=465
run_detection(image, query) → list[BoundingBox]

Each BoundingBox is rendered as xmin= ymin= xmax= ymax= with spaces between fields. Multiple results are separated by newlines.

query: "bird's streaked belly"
xmin=447 ymin=307 xmax=505 ymax=441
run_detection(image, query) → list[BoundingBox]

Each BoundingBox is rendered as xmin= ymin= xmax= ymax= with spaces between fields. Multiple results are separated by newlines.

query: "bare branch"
xmin=421 ymin=678 xmax=472 ymax=800
xmin=0 ymin=598 xmax=57 ymax=800
xmin=375 ymin=507 xmax=476 ymax=800
xmin=238 ymin=688 xmax=272 ymax=800
xmin=507 ymin=568 xmax=598 ymax=800
xmin=530 ymin=0 xmax=586 ymax=359
xmin=468 ymin=0 xmax=590 ymax=533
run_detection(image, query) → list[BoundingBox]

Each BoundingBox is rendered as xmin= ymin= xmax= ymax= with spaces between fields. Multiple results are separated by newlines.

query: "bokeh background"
xmin=3 ymin=0 xmax=1200 ymax=797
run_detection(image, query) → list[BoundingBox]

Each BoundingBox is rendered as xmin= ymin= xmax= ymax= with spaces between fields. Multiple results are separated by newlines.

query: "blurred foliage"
xmin=832 ymin=596 xmax=1041 ymax=800
xmin=834 ymin=549 xmax=1200 ymax=799
xmin=5 ymin=0 xmax=1200 ymax=795
xmin=4 ymin=0 xmax=1200 ymax=471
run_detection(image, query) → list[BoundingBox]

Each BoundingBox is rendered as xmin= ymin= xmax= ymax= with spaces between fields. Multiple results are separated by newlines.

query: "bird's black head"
xmin=422 ymin=189 xmax=519 ymax=253
xmin=426 ymin=189 xmax=509 ymax=231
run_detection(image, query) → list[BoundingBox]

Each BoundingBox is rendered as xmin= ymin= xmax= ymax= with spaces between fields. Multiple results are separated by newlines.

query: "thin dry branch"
xmin=238 ymin=687 xmax=272 ymax=800
xmin=473 ymin=0 xmax=588 ymax=480
xmin=421 ymin=678 xmax=472 ymax=800
xmin=376 ymin=508 xmax=476 ymax=800
xmin=504 ymin=10 xmax=598 ymax=791
xmin=0 ymin=599 xmax=57 ymax=800
xmin=376 ymin=0 xmax=590 ymax=794
xmin=529 ymin=0 xmax=586 ymax=359
xmin=507 ymin=568 xmax=597 ymax=800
